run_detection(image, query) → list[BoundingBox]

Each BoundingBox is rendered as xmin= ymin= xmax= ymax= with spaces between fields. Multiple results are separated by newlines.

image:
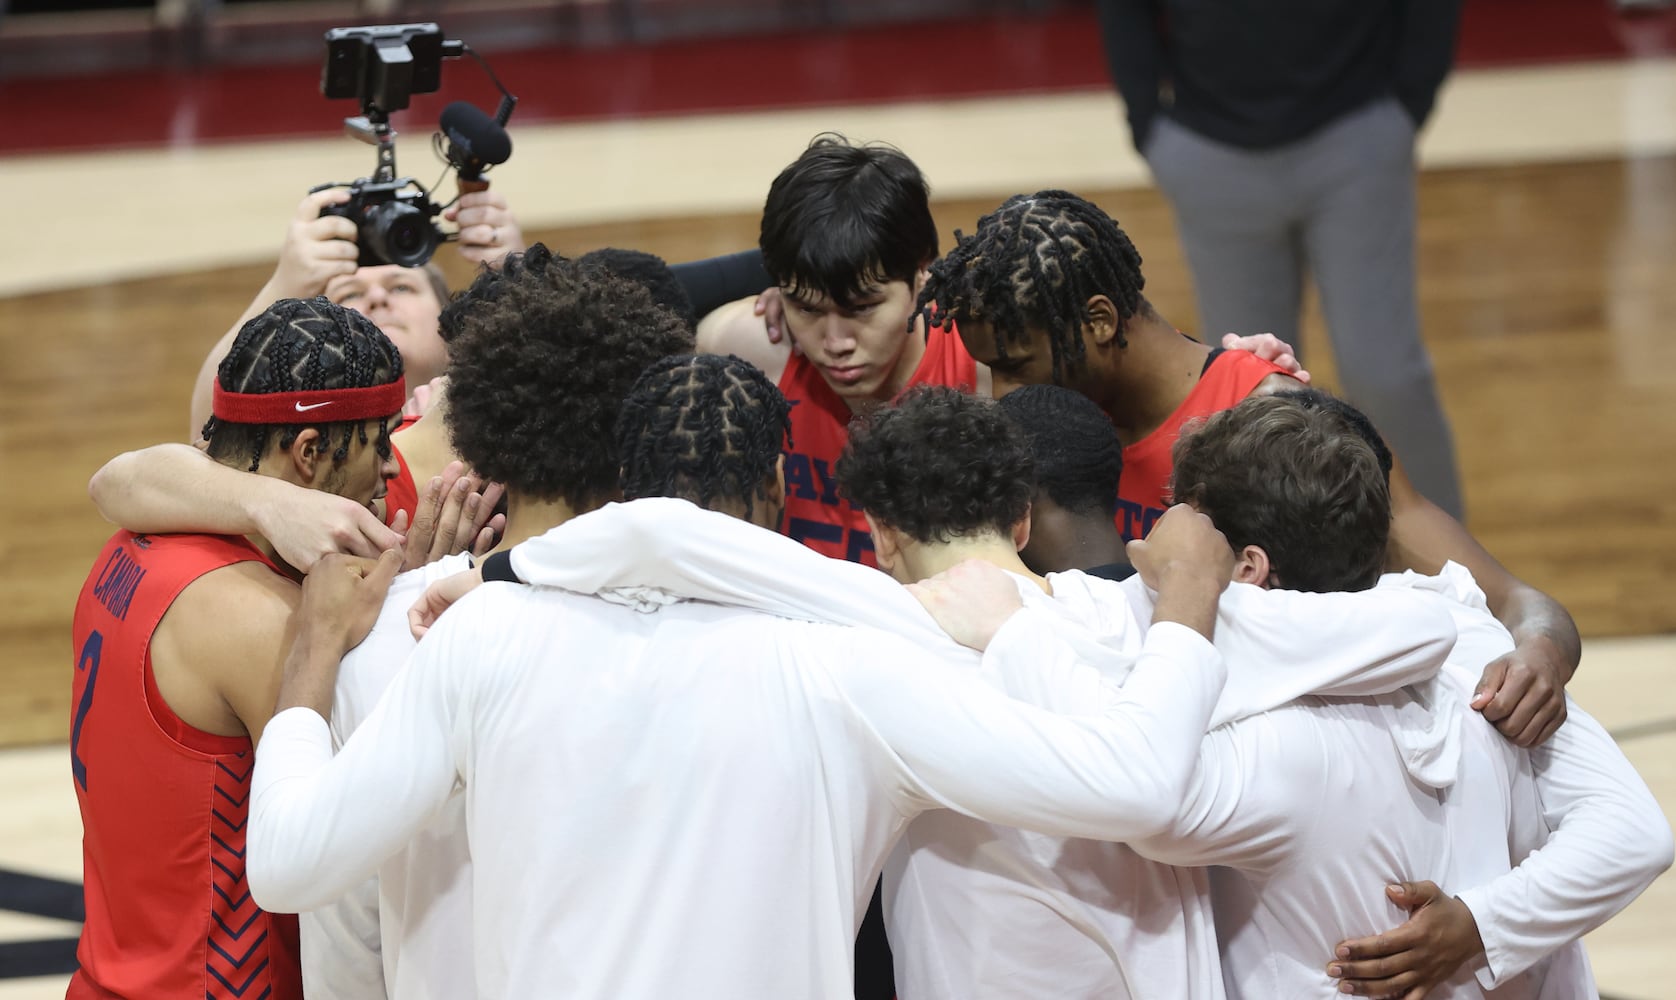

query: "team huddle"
xmin=70 ymin=135 xmax=1671 ymax=1000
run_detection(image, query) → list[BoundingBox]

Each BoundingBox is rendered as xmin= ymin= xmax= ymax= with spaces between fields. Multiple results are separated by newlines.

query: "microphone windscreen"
xmin=440 ymin=101 xmax=512 ymax=165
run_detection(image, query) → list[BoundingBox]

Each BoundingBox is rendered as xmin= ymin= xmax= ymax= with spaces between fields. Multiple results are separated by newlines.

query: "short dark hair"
xmin=202 ymin=297 xmax=404 ymax=473
xmin=1170 ymin=394 xmax=1390 ymax=593
xmin=577 ymin=247 xmax=697 ymax=331
xmin=616 ymin=354 xmax=791 ymax=520
xmin=837 ymin=385 xmax=1034 ymax=544
xmin=442 ymin=244 xmax=696 ymax=509
xmin=998 ymin=384 xmax=1122 ymax=518
xmin=919 ymin=190 xmax=1148 ymax=383
xmin=1273 ymin=388 xmax=1394 ymax=484
xmin=759 ymin=133 xmax=938 ymax=310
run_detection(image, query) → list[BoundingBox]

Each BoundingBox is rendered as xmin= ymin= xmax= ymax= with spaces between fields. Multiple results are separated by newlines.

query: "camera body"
xmin=319 ymin=177 xmax=443 ymax=270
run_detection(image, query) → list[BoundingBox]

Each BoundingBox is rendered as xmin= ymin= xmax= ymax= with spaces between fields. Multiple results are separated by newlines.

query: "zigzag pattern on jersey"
xmin=207 ymin=751 xmax=272 ymax=1000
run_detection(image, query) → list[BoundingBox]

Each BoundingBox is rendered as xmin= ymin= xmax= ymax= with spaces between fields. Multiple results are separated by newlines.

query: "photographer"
xmin=188 ymin=185 xmax=525 ymax=439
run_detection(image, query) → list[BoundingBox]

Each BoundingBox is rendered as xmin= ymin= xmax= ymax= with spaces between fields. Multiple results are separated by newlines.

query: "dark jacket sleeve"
xmin=1095 ymin=0 xmax=1167 ymax=152
xmin=669 ymin=249 xmax=775 ymax=319
xmin=1392 ymin=0 xmax=1464 ymax=129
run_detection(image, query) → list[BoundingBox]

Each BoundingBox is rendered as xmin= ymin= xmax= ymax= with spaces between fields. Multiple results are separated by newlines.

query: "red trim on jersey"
xmin=1115 ymin=350 xmax=1292 ymax=542
xmin=777 ymin=323 xmax=978 ymax=566
xmin=212 ymin=379 xmax=406 ymax=425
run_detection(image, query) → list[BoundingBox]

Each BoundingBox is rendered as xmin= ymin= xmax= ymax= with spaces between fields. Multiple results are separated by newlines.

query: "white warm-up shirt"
xmin=250 ymin=581 xmax=1228 ymax=998
xmin=298 ymin=553 xmax=474 ymax=1000
xmin=1380 ymin=565 xmax=1673 ymax=999
xmin=499 ymin=498 xmax=1462 ymax=1000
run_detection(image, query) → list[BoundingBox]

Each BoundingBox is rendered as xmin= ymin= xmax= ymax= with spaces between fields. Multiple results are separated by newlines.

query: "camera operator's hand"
xmin=447 ymin=190 xmax=524 ymax=267
xmin=267 ymin=189 xmax=361 ymax=300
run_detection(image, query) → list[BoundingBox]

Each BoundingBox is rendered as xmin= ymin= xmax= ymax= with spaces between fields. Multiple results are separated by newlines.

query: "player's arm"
xmin=696 ymin=295 xmax=792 ymax=381
xmin=1386 ymin=458 xmax=1580 ymax=746
xmin=191 ymin=191 xmax=359 ymax=437
xmin=1331 ymin=697 xmax=1674 ymax=997
xmin=88 ymin=443 xmax=402 ymax=571
xmin=250 ymin=552 xmax=466 ymax=913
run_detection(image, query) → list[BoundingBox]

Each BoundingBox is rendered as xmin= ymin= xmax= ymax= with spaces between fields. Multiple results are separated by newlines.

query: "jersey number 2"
xmin=71 ymin=631 xmax=103 ymax=791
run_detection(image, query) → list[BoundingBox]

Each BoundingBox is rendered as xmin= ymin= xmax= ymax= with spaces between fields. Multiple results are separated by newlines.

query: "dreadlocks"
xmin=616 ymin=354 xmax=792 ymax=521
xmin=918 ymin=191 xmax=1148 ymax=384
xmin=201 ymin=297 xmax=404 ymax=473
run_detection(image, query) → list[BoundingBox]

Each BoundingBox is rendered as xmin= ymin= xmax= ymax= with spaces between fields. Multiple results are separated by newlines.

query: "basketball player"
xmin=247 ymin=354 xmax=1240 ymax=998
xmin=300 ymin=248 xmax=696 ymax=1000
xmin=68 ymin=297 xmax=404 ymax=1000
xmin=918 ymin=189 xmax=1580 ymax=749
xmin=996 ymin=383 xmax=1133 ymax=580
xmin=1140 ymin=392 xmax=1672 ymax=999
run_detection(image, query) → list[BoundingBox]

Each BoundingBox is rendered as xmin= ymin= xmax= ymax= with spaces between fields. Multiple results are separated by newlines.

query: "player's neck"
xmin=902 ymin=537 xmax=1052 ymax=594
xmin=492 ymin=495 xmax=589 ymax=553
xmin=1027 ymin=507 xmax=1128 ymax=574
xmin=1108 ymin=313 xmax=1212 ymax=444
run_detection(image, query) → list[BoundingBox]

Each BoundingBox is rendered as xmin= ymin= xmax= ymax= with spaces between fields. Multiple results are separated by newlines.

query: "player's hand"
xmin=447 ymin=189 xmax=524 ymax=266
xmin=906 ymin=559 xmax=1024 ymax=651
xmin=402 ymin=376 xmax=448 ymax=420
xmin=269 ymin=189 xmax=360 ymax=300
xmin=251 ymin=482 xmax=404 ymax=572
xmin=404 ymin=462 xmax=505 ymax=570
xmin=1471 ymin=635 xmax=1570 ymax=747
xmin=409 ymin=564 xmax=486 ymax=639
xmin=755 ymin=286 xmax=797 ymax=349
xmin=299 ymin=550 xmax=405 ymax=656
xmin=1126 ymin=504 xmax=1234 ymax=594
xmin=1329 ymin=881 xmax=1484 ymax=999
xmin=1221 ymin=332 xmax=1312 ymax=384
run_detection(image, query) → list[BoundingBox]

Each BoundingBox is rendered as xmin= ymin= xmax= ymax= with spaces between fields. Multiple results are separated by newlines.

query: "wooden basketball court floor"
xmin=0 ymin=57 xmax=1673 ymax=996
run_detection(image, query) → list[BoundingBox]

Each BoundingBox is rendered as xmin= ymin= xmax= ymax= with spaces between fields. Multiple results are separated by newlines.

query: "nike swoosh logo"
xmin=294 ymin=401 xmax=333 ymax=412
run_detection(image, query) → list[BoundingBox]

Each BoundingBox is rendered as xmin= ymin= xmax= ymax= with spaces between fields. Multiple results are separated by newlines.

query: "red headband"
xmin=212 ymin=380 xmax=408 ymax=425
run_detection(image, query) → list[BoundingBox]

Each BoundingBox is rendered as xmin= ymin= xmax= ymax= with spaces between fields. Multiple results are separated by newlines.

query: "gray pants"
xmin=1145 ymin=97 xmax=1464 ymax=518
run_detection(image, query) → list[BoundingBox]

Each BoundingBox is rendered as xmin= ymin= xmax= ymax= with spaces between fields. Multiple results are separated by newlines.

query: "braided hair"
xmin=918 ymin=191 xmax=1147 ymax=384
xmin=616 ymin=354 xmax=792 ymax=520
xmin=997 ymin=384 xmax=1123 ymax=519
xmin=202 ymin=297 xmax=404 ymax=472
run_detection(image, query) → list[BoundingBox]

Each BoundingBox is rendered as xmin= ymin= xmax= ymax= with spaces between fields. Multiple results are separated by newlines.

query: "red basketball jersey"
xmin=69 ymin=531 xmax=302 ymax=1000
xmin=382 ymin=414 xmax=421 ymax=528
xmin=1116 ymin=349 xmax=1290 ymax=541
xmin=778 ymin=326 xmax=978 ymax=566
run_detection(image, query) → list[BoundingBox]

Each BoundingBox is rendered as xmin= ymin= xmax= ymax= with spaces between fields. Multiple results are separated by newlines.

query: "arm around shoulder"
xmin=697 ymin=295 xmax=790 ymax=381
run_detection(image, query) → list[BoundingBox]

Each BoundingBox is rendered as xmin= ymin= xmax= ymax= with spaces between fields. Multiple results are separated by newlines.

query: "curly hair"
xmin=997 ymin=384 xmax=1123 ymax=518
xmin=202 ymin=296 xmax=404 ymax=472
xmin=442 ymin=244 xmax=697 ymax=508
xmin=616 ymin=354 xmax=791 ymax=519
xmin=836 ymin=385 xmax=1035 ymax=544
xmin=760 ymin=133 xmax=938 ymax=310
xmin=1272 ymin=388 xmax=1394 ymax=485
xmin=918 ymin=191 xmax=1147 ymax=384
xmin=577 ymin=247 xmax=697 ymax=332
xmin=1170 ymin=393 xmax=1391 ymax=593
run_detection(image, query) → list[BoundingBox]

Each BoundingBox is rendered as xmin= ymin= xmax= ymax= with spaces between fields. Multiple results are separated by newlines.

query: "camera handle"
xmin=343 ymin=113 xmax=401 ymax=185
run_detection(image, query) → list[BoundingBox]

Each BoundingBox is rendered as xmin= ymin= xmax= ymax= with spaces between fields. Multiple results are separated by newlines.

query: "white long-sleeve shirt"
xmin=298 ymin=553 xmax=475 ymax=1000
xmin=1380 ymin=565 xmax=1674 ymax=998
xmin=250 ymin=580 xmax=1227 ymax=999
xmin=499 ymin=498 xmax=1461 ymax=1000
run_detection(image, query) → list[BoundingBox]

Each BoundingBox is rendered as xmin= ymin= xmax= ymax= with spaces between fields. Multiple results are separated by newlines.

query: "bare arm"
xmin=1387 ymin=458 xmax=1580 ymax=746
xmin=88 ymin=443 xmax=401 ymax=570
xmin=696 ymin=295 xmax=792 ymax=382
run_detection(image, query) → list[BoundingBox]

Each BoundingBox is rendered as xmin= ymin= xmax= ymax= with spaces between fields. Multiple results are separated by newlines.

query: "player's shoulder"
xmin=163 ymin=560 xmax=299 ymax=653
xmin=696 ymin=295 xmax=790 ymax=381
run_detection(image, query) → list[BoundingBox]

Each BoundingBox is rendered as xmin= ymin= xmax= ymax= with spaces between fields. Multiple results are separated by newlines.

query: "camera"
xmin=313 ymin=24 xmax=515 ymax=269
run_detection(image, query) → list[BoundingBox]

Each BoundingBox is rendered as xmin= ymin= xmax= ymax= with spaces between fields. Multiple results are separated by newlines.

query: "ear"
xmin=1011 ymin=501 xmax=1032 ymax=552
xmin=863 ymin=512 xmax=901 ymax=577
xmin=1084 ymin=294 xmax=1121 ymax=347
xmin=1231 ymin=544 xmax=1272 ymax=588
xmin=286 ymin=428 xmax=327 ymax=486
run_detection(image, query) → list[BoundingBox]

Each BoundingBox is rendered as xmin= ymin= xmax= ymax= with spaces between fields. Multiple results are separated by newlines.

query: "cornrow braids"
xmin=997 ymin=384 xmax=1123 ymax=518
xmin=918 ymin=190 xmax=1147 ymax=384
xmin=202 ymin=297 xmax=404 ymax=472
xmin=616 ymin=354 xmax=792 ymax=520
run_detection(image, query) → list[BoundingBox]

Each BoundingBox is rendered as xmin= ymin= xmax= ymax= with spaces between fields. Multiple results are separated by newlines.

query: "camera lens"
xmin=364 ymin=199 xmax=439 ymax=269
